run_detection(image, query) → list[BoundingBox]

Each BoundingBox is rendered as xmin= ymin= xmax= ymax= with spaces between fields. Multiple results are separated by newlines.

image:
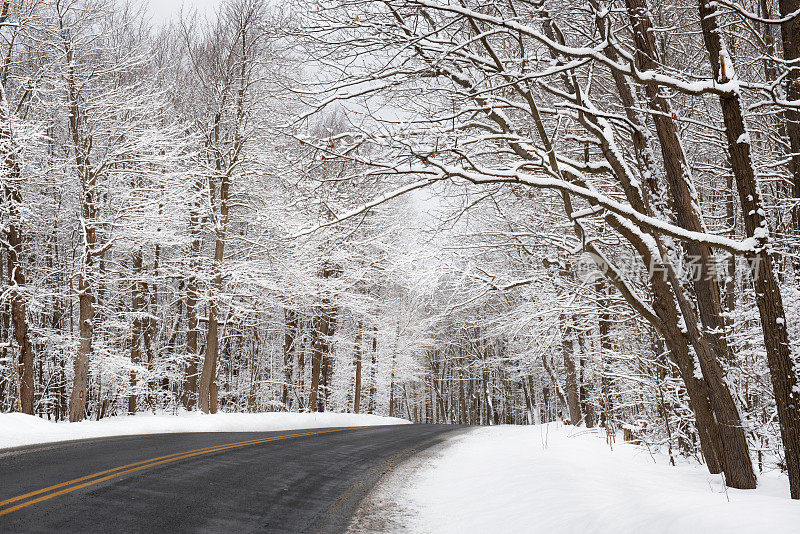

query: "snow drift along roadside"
xmin=350 ymin=423 xmax=800 ymax=534
xmin=0 ymin=412 xmax=410 ymax=450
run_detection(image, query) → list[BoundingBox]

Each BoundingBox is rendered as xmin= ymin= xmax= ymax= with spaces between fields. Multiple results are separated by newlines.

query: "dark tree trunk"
xmin=622 ymin=0 xmax=754 ymax=487
xmin=625 ymin=0 xmax=734 ymax=364
xmin=699 ymin=0 xmax=800 ymax=496
xmin=562 ymin=320 xmax=582 ymax=426
xmin=308 ymin=309 xmax=329 ymax=412
xmin=282 ymin=308 xmax=298 ymax=409
xmin=129 ymin=249 xmax=145 ymax=415
xmin=367 ymin=331 xmax=378 ymax=414
xmin=199 ymin=302 xmax=220 ymax=414
xmin=182 ymin=184 xmax=202 ymax=410
xmin=320 ymin=311 xmax=337 ymax=412
xmin=778 ymin=0 xmax=800 ymax=235
xmin=649 ymin=268 xmax=725 ymax=475
xmin=353 ymin=324 xmax=363 ymax=413
xmin=597 ymin=280 xmax=613 ymax=429
xmin=183 ymin=274 xmax=199 ymax=410
xmin=199 ymin=172 xmax=229 ymax=414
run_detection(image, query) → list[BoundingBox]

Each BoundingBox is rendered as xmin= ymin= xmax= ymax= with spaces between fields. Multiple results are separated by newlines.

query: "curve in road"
xmin=0 ymin=424 xmax=460 ymax=533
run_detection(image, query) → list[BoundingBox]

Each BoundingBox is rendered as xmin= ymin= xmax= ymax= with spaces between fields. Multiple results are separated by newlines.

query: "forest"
xmin=1 ymin=0 xmax=800 ymax=499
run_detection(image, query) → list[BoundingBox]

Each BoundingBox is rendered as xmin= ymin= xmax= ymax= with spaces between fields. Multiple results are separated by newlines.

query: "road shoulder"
xmin=346 ymin=427 xmax=471 ymax=533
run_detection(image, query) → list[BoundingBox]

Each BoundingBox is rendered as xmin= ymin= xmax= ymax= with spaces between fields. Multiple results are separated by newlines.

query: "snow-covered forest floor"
xmin=350 ymin=423 xmax=800 ymax=534
xmin=0 ymin=412 xmax=410 ymax=450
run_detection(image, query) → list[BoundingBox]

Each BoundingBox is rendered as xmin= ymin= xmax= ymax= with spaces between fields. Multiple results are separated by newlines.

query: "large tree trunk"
xmin=625 ymin=0 xmax=733 ymax=363
xmin=198 ymin=294 xmax=222 ymax=415
xmin=183 ymin=273 xmax=199 ymax=410
xmin=778 ymin=0 xmax=800 ymax=235
xmin=198 ymin=169 xmax=229 ymax=414
xmin=144 ymin=245 xmax=159 ymax=405
xmin=308 ymin=305 xmax=333 ymax=412
xmin=586 ymin=11 xmax=728 ymax=477
xmin=577 ymin=335 xmax=596 ymax=428
xmin=182 ymin=202 xmax=202 ymax=410
xmin=663 ymin=254 xmax=755 ymax=488
xmin=539 ymin=4 xmax=730 ymax=472
xmin=645 ymin=252 xmax=725 ymax=474
xmin=70 ymin=272 xmax=94 ymax=422
xmin=699 ymin=0 xmax=800 ymax=497
xmin=469 ymin=7 xmax=724 ymax=471
xmin=619 ymin=0 xmax=755 ymax=487
xmin=9 ymin=243 xmax=33 ymax=415
xmin=199 ymin=302 xmax=220 ymax=414
xmin=460 ymin=364 xmax=469 ymax=424
xmin=297 ymin=319 xmax=306 ymax=408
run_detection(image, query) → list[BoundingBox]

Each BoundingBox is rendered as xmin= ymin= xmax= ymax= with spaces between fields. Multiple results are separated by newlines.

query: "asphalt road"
xmin=0 ymin=424 xmax=460 ymax=533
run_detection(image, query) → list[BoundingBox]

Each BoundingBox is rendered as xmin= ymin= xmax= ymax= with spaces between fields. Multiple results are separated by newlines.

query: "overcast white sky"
xmin=146 ymin=0 xmax=221 ymax=25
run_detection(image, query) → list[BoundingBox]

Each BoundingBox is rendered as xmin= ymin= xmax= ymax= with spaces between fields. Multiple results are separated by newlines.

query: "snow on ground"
xmin=350 ymin=423 xmax=800 ymax=534
xmin=0 ymin=411 xmax=410 ymax=450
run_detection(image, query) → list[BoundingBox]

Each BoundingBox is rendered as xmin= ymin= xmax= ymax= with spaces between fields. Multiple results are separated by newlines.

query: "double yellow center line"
xmin=0 ymin=427 xmax=355 ymax=517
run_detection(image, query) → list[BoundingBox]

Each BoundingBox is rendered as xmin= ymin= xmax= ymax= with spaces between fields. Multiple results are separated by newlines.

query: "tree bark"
xmin=699 ymin=0 xmax=800 ymax=497
xmin=308 ymin=314 xmax=324 ymax=412
xmin=367 ymin=331 xmax=378 ymax=414
xmin=562 ymin=319 xmax=582 ymax=425
xmin=353 ymin=323 xmax=363 ymax=413
xmin=197 ymin=0 xmax=252 ymax=413
xmin=778 ymin=0 xmax=800 ymax=235
xmin=320 ymin=310 xmax=337 ymax=412
xmin=596 ymin=280 xmax=613 ymax=430
xmin=625 ymin=0 xmax=733 ymax=364
xmin=587 ymin=10 xmax=729 ymax=476
xmin=182 ymin=200 xmax=201 ymax=410
xmin=282 ymin=308 xmax=298 ymax=409
xmin=129 ymin=249 xmax=145 ymax=415
xmin=577 ymin=335 xmax=596 ymax=428
xmin=610 ymin=1 xmax=754 ymax=485
xmin=198 ymin=161 xmax=230 ymax=415
xmin=462 ymin=8 xmax=721 ymax=469
xmin=199 ymin=298 xmax=221 ymax=414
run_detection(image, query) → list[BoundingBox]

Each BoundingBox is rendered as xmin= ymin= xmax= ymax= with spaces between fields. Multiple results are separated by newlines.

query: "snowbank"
xmin=351 ymin=424 xmax=800 ymax=534
xmin=0 ymin=411 xmax=410 ymax=450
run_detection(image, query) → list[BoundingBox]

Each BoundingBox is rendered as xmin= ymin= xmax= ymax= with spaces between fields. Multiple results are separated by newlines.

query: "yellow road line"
xmin=0 ymin=427 xmax=355 ymax=517
xmin=0 ymin=435 xmax=285 ymax=508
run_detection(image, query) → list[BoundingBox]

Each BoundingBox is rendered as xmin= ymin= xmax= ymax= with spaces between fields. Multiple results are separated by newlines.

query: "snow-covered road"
xmin=350 ymin=423 xmax=800 ymax=534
